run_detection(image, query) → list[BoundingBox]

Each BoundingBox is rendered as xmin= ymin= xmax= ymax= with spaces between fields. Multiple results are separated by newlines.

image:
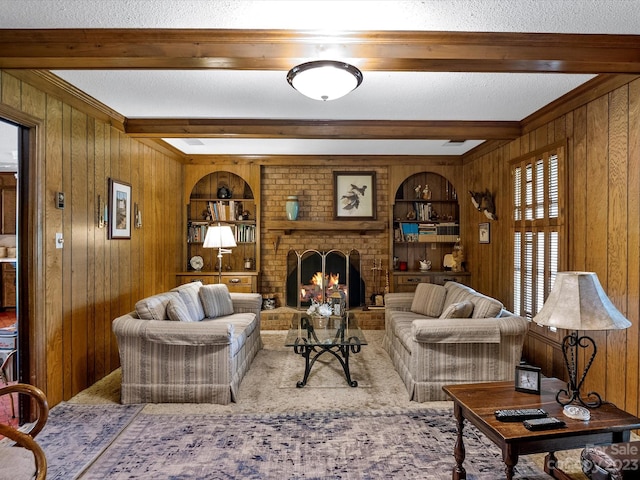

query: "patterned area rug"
xmin=37 ymin=402 xmax=144 ymax=480
xmin=67 ymin=408 xmax=549 ymax=479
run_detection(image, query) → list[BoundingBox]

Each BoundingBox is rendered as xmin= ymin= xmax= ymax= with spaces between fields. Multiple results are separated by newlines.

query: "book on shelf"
xmin=187 ymin=222 xmax=208 ymax=243
xmin=207 ymin=200 xmax=237 ymax=222
xmin=413 ymin=202 xmax=432 ymax=221
xmin=400 ymin=223 xmax=419 ymax=242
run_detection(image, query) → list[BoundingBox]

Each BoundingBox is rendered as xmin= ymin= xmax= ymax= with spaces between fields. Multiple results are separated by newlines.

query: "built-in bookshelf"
xmin=391 ymin=171 xmax=468 ymax=291
xmin=183 ymin=171 xmax=259 ymax=291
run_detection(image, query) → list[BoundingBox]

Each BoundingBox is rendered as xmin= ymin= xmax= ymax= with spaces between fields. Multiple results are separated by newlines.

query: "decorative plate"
xmin=190 ymin=255 xmax=204 ymax=271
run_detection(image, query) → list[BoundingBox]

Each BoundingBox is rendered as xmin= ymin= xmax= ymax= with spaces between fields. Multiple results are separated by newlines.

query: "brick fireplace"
xmin=285 ymin=249 xmax=364 ymax=309
xmin=259 ymin=165 xmax=389 ymax=310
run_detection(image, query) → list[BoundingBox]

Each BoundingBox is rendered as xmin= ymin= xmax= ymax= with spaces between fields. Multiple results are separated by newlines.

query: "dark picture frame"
xmin=333 ymin=171 xmax=376 ymax=220
xmin=108 ymin=178 xmax=132 ymax=239
xmin=515 ymin=365 xmax=541 ymax=394
xmin=479 ymin=222 xmax=490 ymax=244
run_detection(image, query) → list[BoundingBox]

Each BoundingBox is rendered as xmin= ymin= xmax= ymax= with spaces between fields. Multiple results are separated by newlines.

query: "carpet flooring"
xmin=55 ymin=330 xmax=589 ymax=479
xmin=40 ymin=407 xmax=548 ymax=479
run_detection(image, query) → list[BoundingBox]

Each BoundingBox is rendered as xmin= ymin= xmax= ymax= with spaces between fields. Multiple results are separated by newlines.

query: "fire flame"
xmin=300 ymin=271 xmax=342 ymax=303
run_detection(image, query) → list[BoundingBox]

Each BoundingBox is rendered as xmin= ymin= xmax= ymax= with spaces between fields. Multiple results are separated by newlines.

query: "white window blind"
xmin=511 ymin=147 xmax=564 ymax=318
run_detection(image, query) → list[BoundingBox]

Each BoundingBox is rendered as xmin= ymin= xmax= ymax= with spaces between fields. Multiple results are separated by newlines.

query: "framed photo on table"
xmin=333 ymin=171 xmax=376 ymax=220
xmin=108 ymin=178 xmax=132 ymax=239
xmin=479 ymin=222 xmax=490 ymax=244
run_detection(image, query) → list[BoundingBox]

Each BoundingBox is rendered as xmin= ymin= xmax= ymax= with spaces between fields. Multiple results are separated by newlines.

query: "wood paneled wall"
xmin=462 ymin=77 xmax=640 ymax=415
xmin=0 ymin=71 xmax=184 ymax=406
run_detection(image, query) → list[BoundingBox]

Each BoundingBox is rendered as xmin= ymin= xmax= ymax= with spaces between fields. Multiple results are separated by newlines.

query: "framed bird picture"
xmin=333 ymin=171 xmax=377 ymax=220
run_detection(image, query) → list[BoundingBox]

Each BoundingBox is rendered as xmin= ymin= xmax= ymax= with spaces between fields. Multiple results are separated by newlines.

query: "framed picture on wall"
xmin=333 ymin=171 xmax=376 ymax=220
xmin=108 ymin=178 xmax=132 ymax=239
xmin=479 ymin=222 xmax=490 ymax=244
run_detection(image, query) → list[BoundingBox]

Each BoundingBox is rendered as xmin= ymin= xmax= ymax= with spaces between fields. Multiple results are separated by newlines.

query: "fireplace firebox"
xmin=286 ymin=249 xmax=363 ymax=309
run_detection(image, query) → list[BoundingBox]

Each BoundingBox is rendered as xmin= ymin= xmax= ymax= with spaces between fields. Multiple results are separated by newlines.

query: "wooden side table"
xmin=443 ymin=378 xmax=640 ymax=480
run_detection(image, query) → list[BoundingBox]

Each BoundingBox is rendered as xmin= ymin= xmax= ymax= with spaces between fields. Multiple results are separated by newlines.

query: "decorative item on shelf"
xmin=533 ymin=272 xmax=632 ymax=410
xmin=452 ymin=238 xmax=465 ymax=272
xmin=422 ymin=184 xmax=432 ymax=200
xmin=443 ymin=254 xmax=454 ymax=271
xmin=244 ymin=257 xmax=253 ymax=270
xmin=189 ymin=255 xmax=204 ymax=271
xmin=285 ymin=195 xmax=299 ymax=221
xmin=286 ymin=60 xmax=363 ymax=101
xmin=216 ymin=184 xmax=232 ymax=199
xmin=414 ymin=184 xmax=422 ymax=199
xmin=419 ymin=259 xmax=432 ymax=271
xmin=203 ymin=223 xmax=237 ymax=284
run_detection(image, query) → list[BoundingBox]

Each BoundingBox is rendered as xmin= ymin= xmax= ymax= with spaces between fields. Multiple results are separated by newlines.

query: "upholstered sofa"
xmin=113 ymin=281 xmax=262 ymax=405
xmin=383 ymin=281 xmax=528 ymax=402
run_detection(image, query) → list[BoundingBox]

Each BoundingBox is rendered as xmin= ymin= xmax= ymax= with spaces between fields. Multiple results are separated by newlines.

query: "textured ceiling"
xmin=1 ymin=0 xmax=639 ymax=156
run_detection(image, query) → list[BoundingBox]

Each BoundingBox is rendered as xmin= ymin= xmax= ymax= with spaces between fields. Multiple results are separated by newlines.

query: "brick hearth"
xmin=260 ymin=306 xmax=385 ymax=330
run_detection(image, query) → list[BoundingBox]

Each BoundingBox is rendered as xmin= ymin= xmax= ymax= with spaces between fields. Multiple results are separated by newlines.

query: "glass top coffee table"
xmin=284 ymin=313 xmax=367 ymax=388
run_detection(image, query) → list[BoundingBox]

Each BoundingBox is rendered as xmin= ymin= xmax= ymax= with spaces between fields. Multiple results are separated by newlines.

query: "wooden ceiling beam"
xmin=124 ymin=118 xmax=521 ymax=140
xmin=1 ymin=29 xmax=639 ymax=73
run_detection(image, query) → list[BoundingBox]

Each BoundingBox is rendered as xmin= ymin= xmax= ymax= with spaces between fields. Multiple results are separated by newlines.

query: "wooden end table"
xmin=443 ymin=378 xmax=640 ymax=480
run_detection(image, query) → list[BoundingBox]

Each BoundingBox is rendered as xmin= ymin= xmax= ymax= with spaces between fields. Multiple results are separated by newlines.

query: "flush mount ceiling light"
xmin=287 ymin=60 xmax=363 ymax=101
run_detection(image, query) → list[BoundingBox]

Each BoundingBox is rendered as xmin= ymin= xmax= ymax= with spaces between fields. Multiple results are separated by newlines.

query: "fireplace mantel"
xmin=266 ymin=220 xmax=386 ymax=235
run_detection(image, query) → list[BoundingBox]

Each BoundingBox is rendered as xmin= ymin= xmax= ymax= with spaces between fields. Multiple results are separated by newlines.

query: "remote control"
xmin=494 ymin=408 xmax=548 ymax=422
xmin=523 ymin=417 xmax=566 ymax=431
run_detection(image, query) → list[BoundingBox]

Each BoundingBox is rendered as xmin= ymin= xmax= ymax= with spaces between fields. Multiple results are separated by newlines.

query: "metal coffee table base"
xmin=293 ymin=335 xmax=363 ymax=388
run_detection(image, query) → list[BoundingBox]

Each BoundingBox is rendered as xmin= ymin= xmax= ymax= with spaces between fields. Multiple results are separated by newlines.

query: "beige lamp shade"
xmin=203 ymin=225 xmax=237 ymax=249
xmin=533 ymin=271 xmax=631 ymax=331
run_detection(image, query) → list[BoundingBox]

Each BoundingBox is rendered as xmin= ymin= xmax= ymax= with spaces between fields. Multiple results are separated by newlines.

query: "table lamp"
xmin=533 ymin=271 xmax=631 ymax=408
xmin=203 ymin=224 xmax=237 ymax=284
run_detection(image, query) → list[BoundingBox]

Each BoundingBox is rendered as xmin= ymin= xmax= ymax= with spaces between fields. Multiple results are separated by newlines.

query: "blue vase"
xmin=286 ymin=195 xmax=299 ymax=220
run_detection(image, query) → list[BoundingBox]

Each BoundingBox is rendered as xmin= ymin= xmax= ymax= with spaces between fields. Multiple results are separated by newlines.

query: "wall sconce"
xmin=134 ymin=203 xmax=142 ymax=229
xmin=97 ymin=195 xmax=107 ymax=228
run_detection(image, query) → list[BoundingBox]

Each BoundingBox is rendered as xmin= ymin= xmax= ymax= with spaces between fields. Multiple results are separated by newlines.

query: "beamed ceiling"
xmin=1 ymin=1 xmax=639 ymax=159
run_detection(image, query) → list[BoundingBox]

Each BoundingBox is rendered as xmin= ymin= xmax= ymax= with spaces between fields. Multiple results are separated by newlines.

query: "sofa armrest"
xmin=230 ymin=293 xmax=262 ymax=314
xmin=384 ymin=292 xmax=415 ymax=311
xmin=113 ymin=314 xmax=232 ymax=346
xmin=496 ymin=315 xmax=530 ymax=337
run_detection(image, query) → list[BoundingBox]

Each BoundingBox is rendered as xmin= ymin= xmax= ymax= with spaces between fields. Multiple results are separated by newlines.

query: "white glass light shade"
xmin=203 ymin=225 xmax=237 ymax=249
xmin=287 ymin=60 xmax=363 ymax=101
xmin=533 ymin=271 xmax=631 ymax=331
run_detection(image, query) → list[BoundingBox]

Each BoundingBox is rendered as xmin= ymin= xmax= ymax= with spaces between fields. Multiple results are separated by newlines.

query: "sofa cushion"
xmin=199 ymin=284 xmax=234 ymax=318
xmin=166 ymin=296 xmax=194 ymax=322
xmin=135 ymin=291 xmax=179 ymax=320
xmin=439 ymin=300 xmax=474 ymax=319
xmin=443 ymin=282 xmax=503 ymax=319
xmin=171 ymin=281 xmax=206 ymax=321
xmin=410 ymin=283 xmax=447 ymax=317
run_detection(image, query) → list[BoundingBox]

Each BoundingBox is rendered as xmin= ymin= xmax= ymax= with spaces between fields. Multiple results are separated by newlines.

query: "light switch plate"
xmin=55 ymin=232 xmax=64 ymax=249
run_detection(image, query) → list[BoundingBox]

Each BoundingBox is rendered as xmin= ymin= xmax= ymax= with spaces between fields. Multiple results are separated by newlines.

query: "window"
xmin=511 ymin=144 xmax=565 ymax=318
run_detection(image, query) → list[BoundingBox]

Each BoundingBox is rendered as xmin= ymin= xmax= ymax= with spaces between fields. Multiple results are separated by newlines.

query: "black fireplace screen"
xmin=286 ymin=249 xmax=363 ymax=309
